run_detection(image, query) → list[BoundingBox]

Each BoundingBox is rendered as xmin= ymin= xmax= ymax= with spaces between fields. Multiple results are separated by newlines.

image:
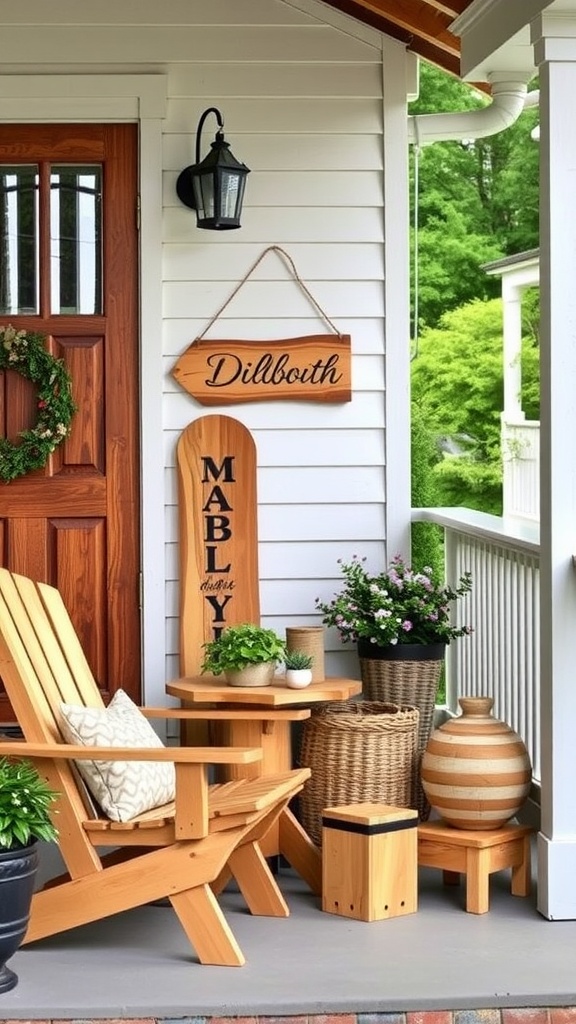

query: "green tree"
xmin=411 ymin=403 xmax=444 ymax=577
xmin=409 ymin=65 xmax=540 ymax=331
xmin=411 ymin=297 xmax=540 ymax=514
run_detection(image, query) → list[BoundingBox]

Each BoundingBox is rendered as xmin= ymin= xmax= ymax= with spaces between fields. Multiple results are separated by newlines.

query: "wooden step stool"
xmin=321 ymin=802 xmax=418 ymax=921
xmin=418 ymin=820 xmax=533 ymax=914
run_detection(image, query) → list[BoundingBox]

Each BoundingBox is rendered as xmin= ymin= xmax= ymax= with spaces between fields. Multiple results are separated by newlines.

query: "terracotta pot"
xmin=421 ymin=695 xmax=532 ymax=830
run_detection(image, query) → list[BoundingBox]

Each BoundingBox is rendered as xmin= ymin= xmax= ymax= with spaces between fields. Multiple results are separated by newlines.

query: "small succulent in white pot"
xmin=284 ymin=650 xmax=314 ymax=689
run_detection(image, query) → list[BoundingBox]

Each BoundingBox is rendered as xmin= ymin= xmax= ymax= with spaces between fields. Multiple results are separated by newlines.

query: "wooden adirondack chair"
xmin=0 ymin=567 xmax=310 ymax=967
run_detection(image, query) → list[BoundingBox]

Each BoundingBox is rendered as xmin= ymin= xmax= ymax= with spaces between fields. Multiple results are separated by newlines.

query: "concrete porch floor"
xmin=3 ymin=842 xmax=576 ymax=1021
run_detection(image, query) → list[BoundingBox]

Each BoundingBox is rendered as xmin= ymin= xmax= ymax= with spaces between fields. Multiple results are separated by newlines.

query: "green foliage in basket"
xmin=201 ymin=623 xmax=287 ymax=675
xmin=0 ymin=757 xmax=59 ymax=850
xmin=316 ymin=554 xmax=473 ymax=647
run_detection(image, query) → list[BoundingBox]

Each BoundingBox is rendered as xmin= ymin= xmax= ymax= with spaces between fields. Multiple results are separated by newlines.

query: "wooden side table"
xmin=166 ymin=675 xmax=362 ymax=895
xmin=322 ymin=802 xmax=418 ymax=921
xmin=418 ymin=820 xmax=533 ymax=914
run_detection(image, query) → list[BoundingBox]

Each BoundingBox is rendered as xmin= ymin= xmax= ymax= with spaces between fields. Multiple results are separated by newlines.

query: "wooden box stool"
xmin=321 ymin=802 xmax=418 ymax=921
xmin=418 ymin=820 xmax=533 ymax=914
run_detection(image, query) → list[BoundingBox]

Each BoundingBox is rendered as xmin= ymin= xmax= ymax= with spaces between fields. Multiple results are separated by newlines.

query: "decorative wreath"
xmin=0 ymin=324 xmax=76 ymax=484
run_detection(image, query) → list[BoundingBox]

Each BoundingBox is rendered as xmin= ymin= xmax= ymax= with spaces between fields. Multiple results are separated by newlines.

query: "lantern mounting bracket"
xmin=176 ymin=107 xmax=224 ymax=210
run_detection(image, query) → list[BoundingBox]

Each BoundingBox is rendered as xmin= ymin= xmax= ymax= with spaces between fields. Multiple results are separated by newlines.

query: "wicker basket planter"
xmin=298 ymin=700 xmax=419 ymax=847
xmin=358 ymin=642 xmax=445 ymax=820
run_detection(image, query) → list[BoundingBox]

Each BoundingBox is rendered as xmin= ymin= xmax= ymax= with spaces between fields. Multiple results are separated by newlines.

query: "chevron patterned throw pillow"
xmin=58 ymin=689 xmax=176 ymax=822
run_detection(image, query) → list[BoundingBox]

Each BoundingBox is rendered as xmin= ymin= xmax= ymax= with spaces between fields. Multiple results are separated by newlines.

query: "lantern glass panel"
xmin=219 ymin=170 xmax=241 ymax=219
xmin=192 ymin=173 xmax=215 ymax=220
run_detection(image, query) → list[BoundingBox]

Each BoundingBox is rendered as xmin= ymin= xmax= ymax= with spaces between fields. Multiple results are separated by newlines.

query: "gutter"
xmin=408 ymin=71 xmax=536 ymax=147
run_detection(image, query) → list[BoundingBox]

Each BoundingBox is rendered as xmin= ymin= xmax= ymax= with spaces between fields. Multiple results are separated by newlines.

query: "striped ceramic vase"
xmin=420 ymin=696 xmax=531 ymax=830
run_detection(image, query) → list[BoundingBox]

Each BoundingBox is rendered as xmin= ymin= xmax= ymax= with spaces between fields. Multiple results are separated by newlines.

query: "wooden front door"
xmin=0 ymin=124 xmax=140 ymax=720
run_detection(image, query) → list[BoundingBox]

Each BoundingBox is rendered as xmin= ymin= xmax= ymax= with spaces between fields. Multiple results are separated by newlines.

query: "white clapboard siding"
xmin=0 ymin=27 xmax=377 ymax=65
xmin=260 ymin=579 xmax=353 ymax=616
xmin=259 ymin=540 xmax=385 ymax=578
xmin=168 ymin=62 xmax=383 ymax=99
xmin=164 ymin=426 xmax=385 ymax=470
xmin=258 ymin=466 xmax=385 ymax=503
xmin=166 ymin=97 xmax=383 ymax=135
xmin=164 ymin=133 xmax=384 ymax=172
xmin=164 ymin=206 xmax=384 ymax=244
xmin=164 ymin=392 xmax=385 ymax=430
xmin=164 ymin=280 xmax=384 ymax=320
xmin=0 ymin=0 xmax=320 ymax=26
xmin=163 ymin=242 xmax=385 ymax=281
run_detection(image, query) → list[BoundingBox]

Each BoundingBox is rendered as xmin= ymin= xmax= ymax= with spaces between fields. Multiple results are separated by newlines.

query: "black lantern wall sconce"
xmin=176 ymin=106 xmax=250 ymax=230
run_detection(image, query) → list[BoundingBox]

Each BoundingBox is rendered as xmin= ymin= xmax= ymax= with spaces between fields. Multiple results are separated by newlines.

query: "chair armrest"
xmin=141 ymin=707 xmax=311 ymax=722
xmin=0 ymin=742 xmax=262 ymax=764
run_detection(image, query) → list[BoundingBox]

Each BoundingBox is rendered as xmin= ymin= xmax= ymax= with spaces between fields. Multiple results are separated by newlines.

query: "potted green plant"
xmin=315 ymin=555 xmax=473 ymax=820
xmin=201 ymin=623 xmax=287 ymax=687
xmin=315 ymin=554 xmax=473 ymax=652
xmin=0 ymin=756 xmax=58 ymax=993
xmin=284 ymin=650 xmax=314 ymax=689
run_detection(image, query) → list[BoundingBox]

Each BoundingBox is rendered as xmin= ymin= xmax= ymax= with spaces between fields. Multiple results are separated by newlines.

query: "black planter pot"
xmin=357 ymin=641 xmax=446 ymax=661
xmin=0 ymin=841 xmax=39 ymax=993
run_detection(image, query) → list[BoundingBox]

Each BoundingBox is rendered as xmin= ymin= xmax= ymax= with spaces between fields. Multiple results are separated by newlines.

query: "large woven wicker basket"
xmin=359 ymin=645 xmax=444 ymax=820
xmin=298 ymin=700 xmax=419 ymax=847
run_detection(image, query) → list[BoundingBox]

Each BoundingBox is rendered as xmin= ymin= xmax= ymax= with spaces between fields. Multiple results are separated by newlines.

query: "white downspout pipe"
xmin=408 ymin=71 xmax=535 ymax=146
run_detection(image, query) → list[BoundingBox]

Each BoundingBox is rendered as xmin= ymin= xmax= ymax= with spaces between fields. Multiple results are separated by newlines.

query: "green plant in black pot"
xmin=202 ymin=623 xmax=287 ymax=687
xmin=0 ymin=756 xmax=58 ymax=993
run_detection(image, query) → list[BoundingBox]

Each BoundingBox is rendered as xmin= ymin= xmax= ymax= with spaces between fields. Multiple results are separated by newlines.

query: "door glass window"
xmin=51 ymin=165 xmax=102 ymax=314
xmin=0 ymin=165 xmax=39 ymax=315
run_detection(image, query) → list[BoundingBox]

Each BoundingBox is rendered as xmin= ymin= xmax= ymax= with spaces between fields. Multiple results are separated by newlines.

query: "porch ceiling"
xmin=321 ymin=0 xmax=477 ymax=80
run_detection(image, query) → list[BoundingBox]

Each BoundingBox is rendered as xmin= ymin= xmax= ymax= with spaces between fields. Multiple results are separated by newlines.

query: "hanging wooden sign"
xmin=172 ymin=245 xmax=352 ymax=406
xmin=172 ymin=334 xmax=351 ymax=406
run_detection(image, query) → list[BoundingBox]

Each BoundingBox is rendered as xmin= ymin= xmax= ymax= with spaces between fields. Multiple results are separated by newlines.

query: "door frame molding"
xmin=0 ymin=75 xmax=168 ymax=710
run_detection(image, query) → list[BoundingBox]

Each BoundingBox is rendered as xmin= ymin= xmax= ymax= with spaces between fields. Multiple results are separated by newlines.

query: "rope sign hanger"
xmin=196 ymin=245 xmax=345 ymax=341
xmin=172 ymin=245 xmax=352 ymax=406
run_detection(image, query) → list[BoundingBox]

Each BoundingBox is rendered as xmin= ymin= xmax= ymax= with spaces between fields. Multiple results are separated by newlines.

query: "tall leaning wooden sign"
xmin=177 ymin=415 xmax=260 ymax=677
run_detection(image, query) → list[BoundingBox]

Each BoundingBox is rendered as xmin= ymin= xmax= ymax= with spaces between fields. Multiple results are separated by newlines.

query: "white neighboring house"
xmin=484 ymin=249 xmax=541 ymax=521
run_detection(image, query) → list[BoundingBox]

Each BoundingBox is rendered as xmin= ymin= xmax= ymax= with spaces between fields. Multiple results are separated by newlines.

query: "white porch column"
xmin=532 ymin=12 xmax=576 ymax=919
xmin=501 ymin=278 xmax=524 ymax=419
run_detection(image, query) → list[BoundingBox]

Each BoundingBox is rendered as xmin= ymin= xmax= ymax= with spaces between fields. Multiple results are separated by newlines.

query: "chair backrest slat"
xmin=0 ymin=568 xmax=104 ymax=873
xmin=36 ymin=579 xmax=103 ymax=707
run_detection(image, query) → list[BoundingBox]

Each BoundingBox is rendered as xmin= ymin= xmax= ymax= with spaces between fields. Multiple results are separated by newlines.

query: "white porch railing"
xmin=412 ymin=506 xmax=541 ymax=781
xmin=501 ymin=416 xmax=540 ymax=522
